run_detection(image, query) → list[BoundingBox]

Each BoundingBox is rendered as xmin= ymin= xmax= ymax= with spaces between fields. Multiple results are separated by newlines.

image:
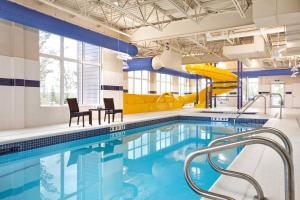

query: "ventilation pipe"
xmin=223 ymin=36 xmax=267 ymax=59
xmin=152 ymin=43 xmax=183 ymax=71
xmin=206 ymin=27 xmax=285 ymax=42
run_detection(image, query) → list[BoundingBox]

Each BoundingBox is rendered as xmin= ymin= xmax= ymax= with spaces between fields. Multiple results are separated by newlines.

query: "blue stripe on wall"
xmin=0 ymin=78 xmax=40 ymax=87
xmin=101 ymin=85 xmax=123 ymax=91
xmin=0 ymin=1 xmax=138 ymax=56
xmin=0 ymin=80 xmax=120 ymax=90
xmin=233 ymin=68 xmax=295 ymax=78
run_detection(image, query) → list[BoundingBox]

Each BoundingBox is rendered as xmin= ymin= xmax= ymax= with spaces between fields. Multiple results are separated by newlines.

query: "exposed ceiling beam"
xmin=99 ymin=0 xmax=161 ymax=31
xmin=130 ymin=10 xmax=254 ymax=42
xmin=231 ymin=0 xmax=246 ymax=18
xmin=187 ymin=37 xmax=226 ymax=60
xmin=36 ymin=0 xmax=131 ymax=37
xmin=167 ymin=0 xmax=198 ymax=23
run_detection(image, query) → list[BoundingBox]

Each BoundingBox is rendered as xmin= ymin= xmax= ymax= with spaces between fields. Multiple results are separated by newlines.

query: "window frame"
xmin=156 ymin=73 xmax=172 ymax=94
xmin=179 ymin=77 xmax=190 ymax=95
xmin=39 ymin=31 xmax=102 ymax=106
xmin=127 ymin=70 xmax=150 ymax=94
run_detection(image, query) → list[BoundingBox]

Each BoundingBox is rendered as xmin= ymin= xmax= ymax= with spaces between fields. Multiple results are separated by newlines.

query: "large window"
xmin=156 ymin=73 xmax=172 ymax=94
xmin=39 ymin=31 xmax=101 ymax=105
xmin=128 ymin=71 xmax=150 ymax=94
xmin=242 ymin=78 xmax=259 ymax=102
xmin=179 ymin=77 xmax=189 ymax=95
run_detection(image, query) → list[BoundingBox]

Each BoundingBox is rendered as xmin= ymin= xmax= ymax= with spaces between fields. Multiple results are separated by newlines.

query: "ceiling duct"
xmin=286 ymin=24 xmax=300 ymax=56
xmin=152 ymin=43 xmax=182 ymax=71
xmin=253 ymin=0 xmax=300 ymax=27
xmin=223 ymin=36 xmax=267 ymax=59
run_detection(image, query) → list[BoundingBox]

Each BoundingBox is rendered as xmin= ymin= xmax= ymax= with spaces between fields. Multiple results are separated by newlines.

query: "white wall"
xmin=0 ymin=20 xmax=124 ymax=130
xmin=216 ymin=75 xmax=300 ymax=108
xmin=101 ymin=48 xmax=123 ymax=109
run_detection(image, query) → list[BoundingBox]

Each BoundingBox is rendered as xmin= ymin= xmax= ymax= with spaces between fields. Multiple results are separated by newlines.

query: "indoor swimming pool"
xmin=0 ymin=120 xmax=263 ymax=200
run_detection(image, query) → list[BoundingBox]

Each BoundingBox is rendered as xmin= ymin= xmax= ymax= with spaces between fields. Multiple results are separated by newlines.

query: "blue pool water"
xmin=0 ymin=120 xmax=262 ymax=200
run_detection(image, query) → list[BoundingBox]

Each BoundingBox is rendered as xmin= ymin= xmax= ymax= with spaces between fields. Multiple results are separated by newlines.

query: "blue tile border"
xmin=0 ymin=78 xmax=40 ymax=87
xmin=0 ymin=115 xmax=268 ymax=155
xmin=101 ymin=85 xmax=123 ymax=91
xmin=25 ymin=80 xmax=40 ymax=87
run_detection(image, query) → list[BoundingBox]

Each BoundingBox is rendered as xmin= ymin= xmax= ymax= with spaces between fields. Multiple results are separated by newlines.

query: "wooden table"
xmin=89 ymin=108 xmax=111 ymax=125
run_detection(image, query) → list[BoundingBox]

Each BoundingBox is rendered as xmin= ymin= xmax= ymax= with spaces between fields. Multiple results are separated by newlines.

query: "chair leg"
xmin=69 ymin=117 xmax=72 ymax=127
xmin=89 ymin=112 xmax=92 ymax=125
xmin=77 ymin=116 xmax=80 ymax=125
xmin=121 ymin=113 xmax=123 ymax=122
xmin=113 ymin=114 xmax=115 ymax=122
xmin=83 ymin=115 xmax=85 ymax=127
xmin=104 ymin=113 xmax=106 ymax=122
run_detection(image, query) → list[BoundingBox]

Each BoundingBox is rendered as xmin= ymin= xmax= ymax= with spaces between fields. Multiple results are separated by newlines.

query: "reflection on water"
xmin=0 ymin=122 xmax=255 ymax=200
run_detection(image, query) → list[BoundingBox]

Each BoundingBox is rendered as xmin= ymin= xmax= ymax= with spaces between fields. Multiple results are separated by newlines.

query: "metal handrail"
xmin=234 ymin=94 xmax=267 ymax=125
xmin=270 ymin=93 xmax=283 ymax=119
xmin=184 ymin=137 xmax=294 ymax=200
xmin=207 ymin=127 xmax=293 ymax=200
xmin=209 ymin=127 xmax=293 ymax=159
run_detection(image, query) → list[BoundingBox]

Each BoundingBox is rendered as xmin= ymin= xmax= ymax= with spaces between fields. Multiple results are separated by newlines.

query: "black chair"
xmin=67 ymin=98 xmax=92 ymax=127
xmin=103 ymin=98 xmax=123 ymax=122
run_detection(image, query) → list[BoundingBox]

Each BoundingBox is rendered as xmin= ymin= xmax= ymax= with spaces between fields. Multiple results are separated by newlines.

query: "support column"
xmin=237 ymin=61 xmax=243 ymax=109
xmin=195 ymin=75 xmax=199 ymax=105
xmin=205 ymin=77 xmax=208 ymax=108
xmin=209 ymin=78 xmax=213 ymax=108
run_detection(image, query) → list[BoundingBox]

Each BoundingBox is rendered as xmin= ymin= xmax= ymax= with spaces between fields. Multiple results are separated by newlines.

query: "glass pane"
xmin=128 ymin=78 xmax=134 ymax=94
xmin=39 ymin=31 xmax=60 ymax=56
xmin=135 ymin=79 xmax=142 ymax=94
xmin=82 ymin=64 xmax=100 ymax=104
xmin=142 ymin=71 xmax=148 ymax=79
xmin=134 ymin=71 xmax=141 ymax=78
xmin=142 ymin=80 xmax=148 ymax=94
xmin=64 ymin=37 xmax=79 ymax=60
xmin=84 ymin=43 xmax=100 ymax=64
xmin=128 ymin=71 xmax=134 ymax=78
xmin=161 ymin=82 xmax=166 ymax=93
xmin=64 ymin=61 xmax=79 ymax=102
xmin=40 ymin=57 xmax=60 ymax=105
xmin=271 ymin=83 xmax=285 ymax=107
xmin=166 ymin=82 xmax=171 ymax=92
xmin=248 ymin=78 xmax=259 ymax=99
xmin=166 ymin=75 xmax=171 ymax=83
xmin=156 ymin=73 xmax=160 ymax=81
xmin=157 ymin=82 xmax=161 ymax=94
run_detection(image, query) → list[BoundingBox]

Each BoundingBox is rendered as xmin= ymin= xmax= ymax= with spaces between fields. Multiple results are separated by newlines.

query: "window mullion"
xmin=60 ymin=36 xmax=64 ymax=105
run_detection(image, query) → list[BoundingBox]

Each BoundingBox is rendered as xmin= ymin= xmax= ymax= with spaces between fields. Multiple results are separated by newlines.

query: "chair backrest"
xmin=67 ymin=98 xmax=79 ymax=113
xmin=104 ymin=98 xmax=115 ymax=110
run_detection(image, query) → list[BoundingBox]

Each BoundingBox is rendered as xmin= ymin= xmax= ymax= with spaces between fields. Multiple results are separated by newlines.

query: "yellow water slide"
xmin=124 ymin=64 xmax=237 ymax=114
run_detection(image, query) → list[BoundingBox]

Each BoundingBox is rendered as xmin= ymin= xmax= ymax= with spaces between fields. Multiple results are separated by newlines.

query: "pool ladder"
xmin=184 ymin=127 xmax=294 ymax=200
xmin=233 ymin=93 xmax=283 ymax=125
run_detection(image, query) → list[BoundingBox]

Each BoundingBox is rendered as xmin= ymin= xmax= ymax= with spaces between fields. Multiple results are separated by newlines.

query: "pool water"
xmin=0 ymin=120 xmax=262 ymax=200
